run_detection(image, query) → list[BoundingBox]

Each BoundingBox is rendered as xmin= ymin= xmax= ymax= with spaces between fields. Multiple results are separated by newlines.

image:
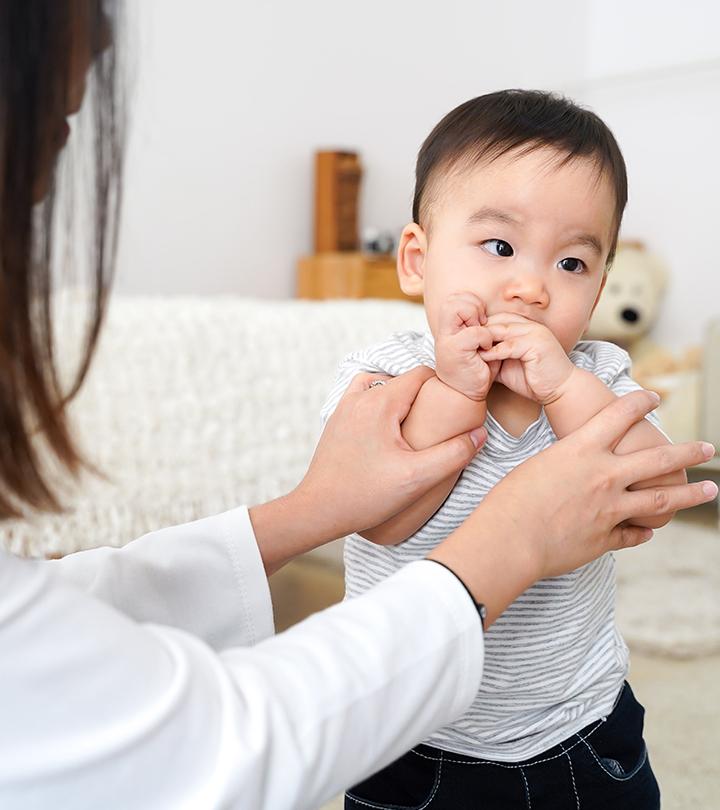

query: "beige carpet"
xmin=615 ymin=507 xmax=720 ymax=657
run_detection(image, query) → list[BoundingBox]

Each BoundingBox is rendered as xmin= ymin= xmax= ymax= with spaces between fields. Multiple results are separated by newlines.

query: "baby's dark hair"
xmin=413 ymin=89 xmax=627 ymax=263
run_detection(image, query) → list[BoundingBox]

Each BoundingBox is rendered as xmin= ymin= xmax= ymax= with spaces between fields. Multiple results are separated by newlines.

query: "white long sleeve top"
xmin=0 ymin=507 xmax=484 ymax=810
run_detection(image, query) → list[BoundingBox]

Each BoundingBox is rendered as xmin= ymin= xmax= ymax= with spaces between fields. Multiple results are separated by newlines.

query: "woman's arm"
xmin=46 ymin=507 xmax=274 ymax=650
xmin=2 ymin=549 xmax=483 ymax=810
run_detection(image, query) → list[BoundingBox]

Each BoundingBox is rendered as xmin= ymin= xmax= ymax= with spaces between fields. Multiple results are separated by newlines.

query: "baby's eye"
xmin=558 ymin=257 xmax=586 ymax=273
xmin=482 ymin=239 xmax=514 ymax=257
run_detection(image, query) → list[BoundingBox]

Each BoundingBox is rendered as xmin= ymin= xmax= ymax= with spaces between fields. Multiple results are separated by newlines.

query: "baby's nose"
xmin=502 ymin=272 xmax=549 ymax=308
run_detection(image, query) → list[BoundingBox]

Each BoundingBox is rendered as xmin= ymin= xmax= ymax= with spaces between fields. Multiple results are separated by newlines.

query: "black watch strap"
xmin=426 ymin=559 xmax=487 ymax=629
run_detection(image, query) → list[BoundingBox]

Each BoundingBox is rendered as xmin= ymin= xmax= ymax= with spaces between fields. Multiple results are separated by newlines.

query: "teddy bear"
xmin=585 ymin=241 xmax=706 ymax=445
xmin=585 ymin=241 xmax=699 ymax=388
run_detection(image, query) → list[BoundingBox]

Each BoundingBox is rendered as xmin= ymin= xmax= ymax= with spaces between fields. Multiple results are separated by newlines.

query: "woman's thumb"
xmin=412 ymin=427 xmax=487 ymax=484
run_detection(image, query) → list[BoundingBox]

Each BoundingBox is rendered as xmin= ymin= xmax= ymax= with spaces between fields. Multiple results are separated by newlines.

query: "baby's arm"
xmin=361 ymin=377 xmax=486 ymax=544
xmin=362 ymin=293 xmax=498 ymax=545
xmin=544 ymin=366 xmax=684 ymax=529
xmin=478 ymin=319 xmax=683 ymax=530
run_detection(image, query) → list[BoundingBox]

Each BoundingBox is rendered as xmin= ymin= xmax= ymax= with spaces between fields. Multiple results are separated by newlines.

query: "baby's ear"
xmin=396 ymin=223 xmax=427 ymax=297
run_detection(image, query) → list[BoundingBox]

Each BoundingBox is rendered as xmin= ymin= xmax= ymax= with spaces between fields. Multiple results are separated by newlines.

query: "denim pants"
xmin=345 ymin=682 xmax=660 ymax=810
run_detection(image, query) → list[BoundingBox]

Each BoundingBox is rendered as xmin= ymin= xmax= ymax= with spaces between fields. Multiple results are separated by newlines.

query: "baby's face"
xmin=398 ymin=147 xmax=616 ymax=354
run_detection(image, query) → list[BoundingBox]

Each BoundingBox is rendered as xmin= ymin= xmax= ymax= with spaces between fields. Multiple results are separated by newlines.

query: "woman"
xmin=0 ymin=3 xmax=715 ymax=809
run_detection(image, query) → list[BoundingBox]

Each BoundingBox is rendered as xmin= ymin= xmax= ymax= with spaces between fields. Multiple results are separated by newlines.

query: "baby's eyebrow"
xmin=466 ymin=207 xmax=520 ymax=228
xmin=569 ymin=233 xmax=604 ymax=256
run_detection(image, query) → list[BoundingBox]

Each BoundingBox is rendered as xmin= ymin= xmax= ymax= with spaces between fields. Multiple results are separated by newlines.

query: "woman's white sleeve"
xmin=44 ymin=507 xmax=274 ymax=649
xmin=0 ymin=548 xmax=483 ymax=810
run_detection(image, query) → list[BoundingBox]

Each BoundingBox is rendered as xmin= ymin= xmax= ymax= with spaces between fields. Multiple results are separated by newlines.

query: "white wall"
xmin=567 ymin=0 xmax=720 ymax=348
xmin=116 ymin=0 xmax=720 ymax=350
xmin=116 ymin=0 xmax=583 ymax=298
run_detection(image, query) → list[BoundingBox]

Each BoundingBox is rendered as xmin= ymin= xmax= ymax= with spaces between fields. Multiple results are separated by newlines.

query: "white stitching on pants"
xmin=576 ymin=732 xmax=648 ymax=782
xmin=345 ymin=751 xmax=444 ymax=810
xmin=409 ymin=720 xmax=604 ymax=769
xmin=559 ymin=742 xmax=580 ymax=809
xmin=519 ymin=766 xmax=532 ymax=809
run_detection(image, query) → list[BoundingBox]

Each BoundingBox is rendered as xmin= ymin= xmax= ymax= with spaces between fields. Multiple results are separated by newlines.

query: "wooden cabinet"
xmin=297 ymin=252 xmax=422 ymax=303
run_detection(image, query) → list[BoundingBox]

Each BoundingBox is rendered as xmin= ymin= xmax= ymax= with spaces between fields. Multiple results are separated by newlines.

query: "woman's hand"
xmin=250 ymin=366 xmax=487 ymax=574
xmin=429 ymin=390 xmax=717 ymax=626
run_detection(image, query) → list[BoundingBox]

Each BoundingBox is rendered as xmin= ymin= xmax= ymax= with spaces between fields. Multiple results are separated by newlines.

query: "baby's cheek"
xmin=551 ymin=312 xmax=591 ymax=352
xmin=422 ymin=296 xmax=442 ymax=339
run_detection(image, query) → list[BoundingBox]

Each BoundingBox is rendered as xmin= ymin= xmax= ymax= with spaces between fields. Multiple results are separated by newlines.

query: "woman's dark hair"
xmin=412 ymin=89 xmax=628 ymax=263
xmin=0 ymin=1 xmax=126 ymax=518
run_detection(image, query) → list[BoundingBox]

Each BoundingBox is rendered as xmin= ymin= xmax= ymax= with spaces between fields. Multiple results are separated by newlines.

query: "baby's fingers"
xmin=452 ymin=324 xmax=494 ymax=352
xmin=485 ymin=312 xmax=537 ymax=327
xmin=479 ymin=338 xmax=525 ymax=361
xmin=439 ymin=292 xmax=487 ymax=332
xmin=484 ymin=322 xmax=534 ymax=340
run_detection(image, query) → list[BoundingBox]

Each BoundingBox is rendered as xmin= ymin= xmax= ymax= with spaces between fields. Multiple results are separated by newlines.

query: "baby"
xmin=322 ymin=90 xmax=679 ymax=809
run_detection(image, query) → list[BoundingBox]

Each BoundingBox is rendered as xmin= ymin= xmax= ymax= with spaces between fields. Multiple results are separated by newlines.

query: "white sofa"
xmin=0 ymin=296 xmax=427 ymax=560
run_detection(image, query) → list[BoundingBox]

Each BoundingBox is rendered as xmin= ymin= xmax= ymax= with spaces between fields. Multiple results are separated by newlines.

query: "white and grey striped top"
xmin=321 ymin=333 xmax=660 ymax=762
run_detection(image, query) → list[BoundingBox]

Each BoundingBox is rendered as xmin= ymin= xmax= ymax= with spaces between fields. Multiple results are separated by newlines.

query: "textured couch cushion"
xmin=1 ymin=296 xmax=426 ymax=559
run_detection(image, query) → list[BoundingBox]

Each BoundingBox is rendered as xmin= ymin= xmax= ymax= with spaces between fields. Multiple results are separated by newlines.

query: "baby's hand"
xmin=434 ymin=292 xmax=500 ymax=401
xmin=479 ymin=313 xmax=576 ymax=405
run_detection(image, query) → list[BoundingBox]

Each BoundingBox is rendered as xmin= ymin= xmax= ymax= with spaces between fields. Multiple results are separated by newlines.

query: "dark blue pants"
xmin=345 ymin=682 xmax=660 ymax=810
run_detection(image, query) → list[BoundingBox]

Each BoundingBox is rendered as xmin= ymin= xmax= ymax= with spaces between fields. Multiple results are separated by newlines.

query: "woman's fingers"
xmin=571 ymin=390 xmax=661 ymax=449
xmin=621 ymin=479 xmax=718 ymax=519
xmin=378 ymin=365 xmax=435 ymax=422
xmin=619 ymin=440 xmax=716 ymax=487
xmin=344 ymin=371 xmax=394 ymax=394
xmin=408 ymin=428 xmax=487 ymax=490
xmin=608 ymin=524 xmax=654 ymax=551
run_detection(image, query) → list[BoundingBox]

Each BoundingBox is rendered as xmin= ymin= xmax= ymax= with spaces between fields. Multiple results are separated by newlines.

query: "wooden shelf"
xmin=297 ymin=252 xmax=422 ymax=303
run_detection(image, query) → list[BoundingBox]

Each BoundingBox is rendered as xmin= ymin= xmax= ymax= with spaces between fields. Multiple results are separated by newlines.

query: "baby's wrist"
xmin=425 ymin=374 xmax=489 ymax=411
xmin=542 ymin=366 xmax=586 ymax=408
xmin=436 ymin=370 xmax=488 ymax=403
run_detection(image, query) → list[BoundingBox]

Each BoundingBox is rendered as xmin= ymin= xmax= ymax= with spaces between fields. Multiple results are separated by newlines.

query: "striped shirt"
xmin=321 ymin=333 xmax=660 ymax=762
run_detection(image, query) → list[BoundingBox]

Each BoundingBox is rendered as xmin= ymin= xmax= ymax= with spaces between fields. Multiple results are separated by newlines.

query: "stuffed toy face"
xmin=585 ymin=245 xmax=668 ymax=345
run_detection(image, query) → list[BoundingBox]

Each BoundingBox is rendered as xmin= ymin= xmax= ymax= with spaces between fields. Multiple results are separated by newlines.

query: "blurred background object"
xmin=297 ymin=148 xmax=415 ymax=301
xmin=586 ymin=243 xmax=720 ymax=478
xmin=313 ymin=150 xmax=362 ymax=253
